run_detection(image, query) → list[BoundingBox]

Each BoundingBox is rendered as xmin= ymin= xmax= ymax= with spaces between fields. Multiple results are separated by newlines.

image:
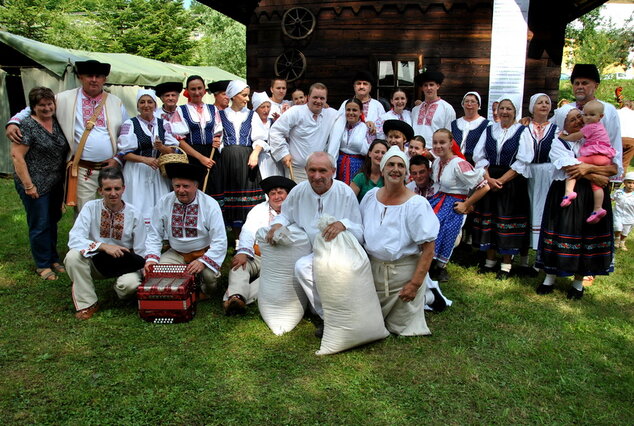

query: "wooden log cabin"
xmin=199 ymin=0 xmax=609 ymax=112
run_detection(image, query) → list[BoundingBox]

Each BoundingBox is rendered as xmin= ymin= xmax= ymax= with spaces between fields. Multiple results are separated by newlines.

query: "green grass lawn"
xmin=1 ymin=177 xmax=632 ymax=424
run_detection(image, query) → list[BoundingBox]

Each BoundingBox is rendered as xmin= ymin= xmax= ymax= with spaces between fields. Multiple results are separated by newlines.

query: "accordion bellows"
xmin=137 ymin=264 xmax=198 ymax=324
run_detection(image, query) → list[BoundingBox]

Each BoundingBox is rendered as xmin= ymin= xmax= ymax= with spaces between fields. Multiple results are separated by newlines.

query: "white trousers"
xmin=65 ymin=249 xmax=141 ymax=311
xmin=224 ymin=255 xmax=261 ymax=304
xmin=158 ymin=248 xmax=219 ymax=295
xmin=76 ymin=166 xmax=101 ymax=213
xmin=294 ymin=253 xmax=323 ymax=317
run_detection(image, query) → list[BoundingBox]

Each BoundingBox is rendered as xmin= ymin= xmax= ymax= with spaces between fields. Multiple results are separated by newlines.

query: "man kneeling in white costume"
xmin=65 ymin=167 xmax=146 ymax=320
xmin=361 ymin=146 xmax=445 ymax=336
xmin=144 ymin=163 xmax=227 ymax=296
xmin=265 ymin=152 xmax=363 ymax=337
xmin=224 ymin=175 xmax=296 ymax=315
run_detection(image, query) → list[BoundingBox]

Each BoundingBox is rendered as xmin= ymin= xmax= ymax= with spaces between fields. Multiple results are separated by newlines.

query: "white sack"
xmin=313 ymin=215 xmax=389 ymax=355
xmin=256 ymin=224 xmax=312 ymax=335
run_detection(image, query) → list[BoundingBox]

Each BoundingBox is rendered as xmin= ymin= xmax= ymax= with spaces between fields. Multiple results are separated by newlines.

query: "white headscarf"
xmin=136 ymin=89 xmax=157 ymax=109
xmin=251 ymin=91 xmax=271 ymax=111
xmin=462 ymin=91 xmax=481 ymax=109
xmin=497 ymin=94 xmax=522 ymax=121
xmin=380 ymin=145 xmax=410 ymax=172
xmin=551 ymin=104 xmax=577 ymax=133
xmin=529 ymin=93 xmax=551 ymax=115
xmin=226 ymin=80 xmax=249 ymax=100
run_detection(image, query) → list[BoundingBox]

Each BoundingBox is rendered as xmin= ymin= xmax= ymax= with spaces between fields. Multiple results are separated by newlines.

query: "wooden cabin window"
xmin=376 ymin=59 xmax=417 ymax=107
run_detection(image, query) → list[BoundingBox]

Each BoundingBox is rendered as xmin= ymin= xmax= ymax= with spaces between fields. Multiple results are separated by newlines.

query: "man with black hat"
xmin=154 ymin=81 xmax=188 ymax=138
xmin=338 ymin=70 xmax=386 ymax=134
xmin=65 ymin=167 xmax=146 ymax=320
xmin=223 ymin=175 xmax=296 ymax=315
xmin=144 ymin=163 xmax=227 ymax=296
xmin=207 ymin=80 xmax=231 ymax=111
xmin=567 ymin=63 xmax=623 ymax=177
xmin=411 ymin=70 xmax=456 ymax=149
xmin=7 ymin=59 xmax=127 ymax=212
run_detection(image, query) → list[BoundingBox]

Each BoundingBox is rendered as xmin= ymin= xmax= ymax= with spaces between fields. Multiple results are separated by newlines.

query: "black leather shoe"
xmin=429 ymin=288 xmax=447 ymax=313
xmin=535 ymin=284 xmax=554 ymax=295
xmin=566 ymin=287 xmax=584 ymax=300
xmin=496 ymin=270 xmax=510 ymax=280
xmin=478 ymin=265 xmax=496 ymax=274
xmin=514 ymin=265 xmax=539 ymax=277
xmin=436 ymin=267 xmax=449 ymax=283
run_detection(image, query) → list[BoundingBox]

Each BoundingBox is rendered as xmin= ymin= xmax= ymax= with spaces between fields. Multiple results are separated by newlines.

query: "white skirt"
xmin=121 ymin=161 xmax=172 ymax=223
xmin=527 ymin=162 xmax=555 ymax=250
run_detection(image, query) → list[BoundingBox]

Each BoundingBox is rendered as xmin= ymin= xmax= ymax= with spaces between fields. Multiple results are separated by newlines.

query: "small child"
xmin=613 ymin=172 xmax=634 ymax=250
xmin=560 ymin=99 xmax=616 ymax=224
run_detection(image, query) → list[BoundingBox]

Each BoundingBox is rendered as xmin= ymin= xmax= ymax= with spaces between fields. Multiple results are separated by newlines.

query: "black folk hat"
xmin=260 ymin=176 xmax=297 ymax=194
xmin=415 ymin=70 xmax=445 ymax=86
xmin=207 ymin=80 xmax=231 ymax=94
xmin=155 ymin=82 xmax=183 ymax=98
xmin=352 ymin=70 xmax=376 ymax=87
xmin=75 ymin=60 xmax=111 ymax=76
xmin=165 ymin=163 xmax=207 ymax=185
xmin=570 ymin=64 xmax=600 ymax=83
xmin=382 ymin=119 xmax=414 ymax=142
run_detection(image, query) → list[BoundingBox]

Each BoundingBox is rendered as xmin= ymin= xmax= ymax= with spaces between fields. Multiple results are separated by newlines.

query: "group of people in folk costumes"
xmin=9 ymin=59 xmax=632 ymax=337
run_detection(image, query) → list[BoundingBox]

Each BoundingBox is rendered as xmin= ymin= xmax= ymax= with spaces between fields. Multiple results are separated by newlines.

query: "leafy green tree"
xmin=190 ymin=1 xmax=246 ymax=77
xmin=565 ymin=6 xmax=634 ymax=75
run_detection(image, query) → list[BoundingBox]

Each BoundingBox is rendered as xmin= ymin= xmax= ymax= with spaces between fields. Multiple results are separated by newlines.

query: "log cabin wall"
xmin=245 ymin=0 xmax=562 ymax=116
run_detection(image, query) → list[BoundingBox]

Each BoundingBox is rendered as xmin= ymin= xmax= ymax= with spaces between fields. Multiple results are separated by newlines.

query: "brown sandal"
xmin=36 ymin=268 xmax=57 ymax=281
xmin=52 ymin=263 xmax=66 ymax=274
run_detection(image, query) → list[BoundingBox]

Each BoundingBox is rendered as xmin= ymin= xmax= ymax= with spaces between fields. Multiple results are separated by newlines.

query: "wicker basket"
xmin=157 ymin=150 xmax=188 ymax=177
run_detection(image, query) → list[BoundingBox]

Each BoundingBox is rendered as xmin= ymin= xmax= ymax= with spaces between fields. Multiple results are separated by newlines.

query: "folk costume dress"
xmin=118 ymin=116 xmax=179 ymax=225
xmin=376 ymin=109 xmax=412 ymax=139
xmin=328 ymin=115 xmax=373 ymax=184
xmin=256 ymin=117 xmax=284 ymax=179
xmin=429 ymin=157 xmax=486 ymax=264
xmin=179 ymin=102 xmax=224 ymax=204
xmin=411 ymin=99 xmax=456 ymax=148
xmin=471 ymin=123 xmax=534 ymax=254
xmin=451 ymin=116 xmax=489 ymax=165
xmin=360 ymin=188 xmax=439 ymax=336
xmin=526 ymin=120 xmax=559 ymax=249
xmin=155 ymin=107 xmax=188 ymax=139
xmin=219 ymin=107 xmax=268 ymax=227
xmin=535 ymin=137 xmax=614 ymax=277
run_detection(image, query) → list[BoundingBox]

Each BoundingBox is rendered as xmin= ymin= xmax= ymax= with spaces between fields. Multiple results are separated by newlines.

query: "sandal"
xmin=36 ymin=268 xmax=57 ymax=281
xmin=560 ymin=192 xmax=577 ymax=207
xmin=586 ymin=208 xmax=607 ymax=224
xmin=52 ymin=263 xmax=66 ymax=274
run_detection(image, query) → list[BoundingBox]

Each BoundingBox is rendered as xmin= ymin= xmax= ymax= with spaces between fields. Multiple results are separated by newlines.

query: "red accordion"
xmin=137 ymin=264 xmax=199 ymax=324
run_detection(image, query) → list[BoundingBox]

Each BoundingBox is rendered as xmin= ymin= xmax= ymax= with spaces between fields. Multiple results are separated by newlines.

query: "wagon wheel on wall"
xmin=281 ymin=7 xmax=316 ymax=40
xmin=275 ymin=49 xmax=307 ymax=82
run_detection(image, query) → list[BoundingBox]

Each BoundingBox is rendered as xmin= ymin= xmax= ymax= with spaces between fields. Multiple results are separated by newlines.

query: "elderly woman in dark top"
xmin=11 ymin=87 xmax=69 ymax=280
xmin=535 ymin=105 xmax=617 ymax=299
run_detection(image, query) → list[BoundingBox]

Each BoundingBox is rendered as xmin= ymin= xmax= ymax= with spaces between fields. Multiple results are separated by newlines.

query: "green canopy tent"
xmin=0 ymin=30 xmax=243 ymax=173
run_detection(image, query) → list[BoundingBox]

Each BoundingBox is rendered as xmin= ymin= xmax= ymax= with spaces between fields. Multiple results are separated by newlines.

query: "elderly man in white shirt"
xmin=6 ymin=60 xmax=128 ymax=212
xmin=265 ymin=152 xmax=363 ymax=336
xmin=269 ymin=82 xmax=339 ymax=182
xmin=65 ymin=167 xmax=146 ymax=320
xmin=223 ymin=175 xmax=296 ymax=315
xmin=144 ymin=163 xmax=227 ymax=296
